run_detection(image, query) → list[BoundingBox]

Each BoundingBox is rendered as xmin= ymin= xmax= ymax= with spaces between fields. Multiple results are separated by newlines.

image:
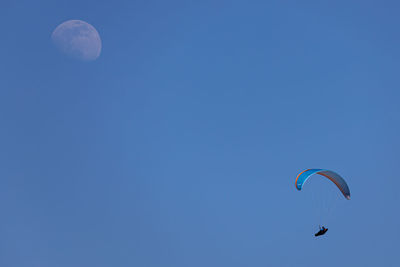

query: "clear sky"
xmin=1 ymin=1 xmax=400 ymax=266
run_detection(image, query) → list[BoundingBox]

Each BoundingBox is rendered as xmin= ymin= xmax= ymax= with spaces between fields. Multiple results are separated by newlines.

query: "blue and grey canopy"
xmin=295 ymin=169 xmax=351 ymax=200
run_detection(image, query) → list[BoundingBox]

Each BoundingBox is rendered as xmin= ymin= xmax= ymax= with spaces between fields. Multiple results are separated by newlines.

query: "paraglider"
xmin=295 ymin=169 xmax=350 ymax=237
xmin=295 ymin=169 xmax=350 ymax=200
xmin=314 ymin=226 xmax=328 ymax=237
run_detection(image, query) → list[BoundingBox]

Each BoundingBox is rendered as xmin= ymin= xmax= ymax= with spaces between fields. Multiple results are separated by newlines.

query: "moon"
xmin=51 ymin=20 xmax=102 ymax=61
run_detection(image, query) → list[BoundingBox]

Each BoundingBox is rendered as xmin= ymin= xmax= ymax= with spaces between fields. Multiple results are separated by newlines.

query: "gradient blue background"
xmin=1 ymin=1 xmax=399 ymax=266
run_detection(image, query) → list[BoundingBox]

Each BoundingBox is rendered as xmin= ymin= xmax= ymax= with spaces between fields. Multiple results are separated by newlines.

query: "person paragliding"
xmin=295 ymin=169 xmax=350 ymax=237
xmin=314 ymin=225 xmax=328 ymax=237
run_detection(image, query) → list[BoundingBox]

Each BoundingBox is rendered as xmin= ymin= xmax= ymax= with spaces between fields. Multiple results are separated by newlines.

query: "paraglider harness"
xmin=314 ymin=226 xmax=328 ymax=237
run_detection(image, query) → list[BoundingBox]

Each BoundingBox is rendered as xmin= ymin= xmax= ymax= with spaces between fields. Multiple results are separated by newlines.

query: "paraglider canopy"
xmin=295 ymin=169 xmax=350 ymax=200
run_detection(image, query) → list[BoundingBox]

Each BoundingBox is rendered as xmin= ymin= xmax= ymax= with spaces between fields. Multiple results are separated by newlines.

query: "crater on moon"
xmin=51 ymin=20 xmax=102 ymax=61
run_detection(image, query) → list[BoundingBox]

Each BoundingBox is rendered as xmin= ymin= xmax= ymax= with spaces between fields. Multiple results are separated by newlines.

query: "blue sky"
xmin=1 ymin=1 xmax=400 ymax=266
